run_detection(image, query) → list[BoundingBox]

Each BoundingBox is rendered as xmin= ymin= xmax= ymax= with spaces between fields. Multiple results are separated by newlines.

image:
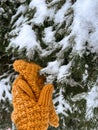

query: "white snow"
xmin=40 ymin=60 xmax=61 ymax=83
xmin=59 ymin=36 xmax=70 ymax=50
xmin=86 ymin=84 xmax=98 ymax=119
xmin=29 ymin=0 xmax=48 ymax=24
xmin=11 ymin=5 xmax=27 ymax=24
xmin=41 ymin=60 xmax=60 ymax=75
xmin=54 ymin=87 xmax=71 ymax=115
xmin=0 ymin=78 xmax=12 ymax=101
xmin=0 ymin=7 xmax=4 ymax=15
xmin=9 ymin=24 xmax=41 ymax=55
xmin=42 ymin=26 xmax=55 ymax=44
xmin=82 ymin=69 xmax=88 ymax=82
xmin=9 ymin=0 xmax=98 ymax=55
xmin=57 ymin=62 xmax=71 ymax=82
xmin=71 ymin=0 xmax=98 ymax=54
xmin=72 ymin=81 xmax=98 ymax=119
xmin=13 ymin=15 xmax=26 ymax=27
xmin=82 ymin=64 xmax=89 ymax=82
xmin=54 ymin=0 xmax=71 ymax=23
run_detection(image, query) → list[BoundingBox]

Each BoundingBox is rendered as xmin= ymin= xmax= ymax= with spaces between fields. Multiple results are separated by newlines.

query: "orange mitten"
xmin=12 ymin=77 xmax=53 ymax=130
xmin=12 ymin=59 xmax=59 ymax=128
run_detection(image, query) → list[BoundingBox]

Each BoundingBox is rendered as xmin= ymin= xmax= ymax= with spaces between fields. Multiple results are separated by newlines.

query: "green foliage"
xmin=0 ymin=0 xmax=98 ymax=129
xmin=0 ymin=1 xmax=21 ymax=129
xmin=0 ymin=1 xmax=15 ymax=46
xmin=0 ymin=97 xmax=12 ymax=129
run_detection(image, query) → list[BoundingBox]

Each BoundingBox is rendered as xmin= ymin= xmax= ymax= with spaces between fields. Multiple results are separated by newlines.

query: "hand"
xmin=12 ymin=77 xmax=53 ymax=130
xmin=12 ymin=59 xmax=59 ymax=128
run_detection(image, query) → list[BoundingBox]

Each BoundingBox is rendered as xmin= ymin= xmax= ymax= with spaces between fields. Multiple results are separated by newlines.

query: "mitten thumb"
xmin=49 ymin=101 xmax=59 ymax=127
xmin=38 ymin=84 xmax=53 ymax=107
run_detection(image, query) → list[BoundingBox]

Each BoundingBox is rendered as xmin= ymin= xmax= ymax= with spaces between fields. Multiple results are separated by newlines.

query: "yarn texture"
xmin=11 ymin=60 xmax=59 ymax=130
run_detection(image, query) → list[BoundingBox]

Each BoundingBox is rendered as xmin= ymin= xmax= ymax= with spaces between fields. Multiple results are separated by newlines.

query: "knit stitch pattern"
xmin=11 ymin=60 xmax=59 ymax=130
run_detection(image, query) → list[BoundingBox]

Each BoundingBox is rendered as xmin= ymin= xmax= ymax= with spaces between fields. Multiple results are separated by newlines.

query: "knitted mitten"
xmin=13 ymin=59 xmax=59 ymax=127
xmin=12 ymin=77 xmax=53 ymax=130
